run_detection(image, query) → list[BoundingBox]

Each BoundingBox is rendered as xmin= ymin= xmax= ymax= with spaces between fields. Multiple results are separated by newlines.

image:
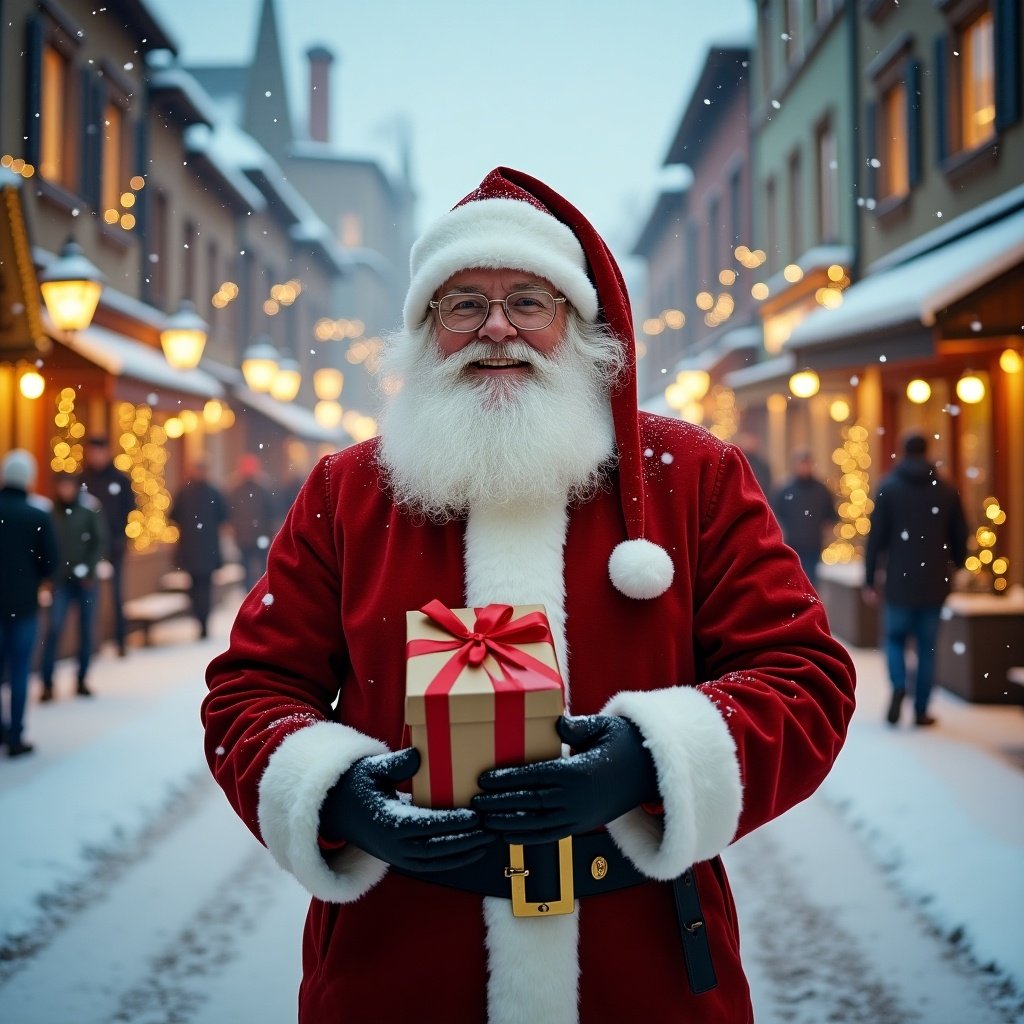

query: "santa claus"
xmin=203 ymin=167 xmax=856 ymax=1023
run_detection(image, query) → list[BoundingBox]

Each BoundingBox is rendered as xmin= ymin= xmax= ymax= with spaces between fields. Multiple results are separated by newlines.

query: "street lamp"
xmin=160 ymin=300 xmax=208 ymax=370
xmin=789 ymin=368 xmax=820 ymax=399
xmin=269 ymin=357 xmax=302 ymax=401
xmin=313 ymin=367 xmax=344 ymax=400
xmin=39 ymin=237 xmax=104 ymax=332
xmin=241 ymin=338 xmax=280 ymax=392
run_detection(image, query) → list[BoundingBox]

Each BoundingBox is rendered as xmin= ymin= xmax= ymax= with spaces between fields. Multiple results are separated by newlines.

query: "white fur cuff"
xmin=602 ymin=687 xmax=742 ymax=879
xmin=257 ymin=721 xmax=390 ymax=902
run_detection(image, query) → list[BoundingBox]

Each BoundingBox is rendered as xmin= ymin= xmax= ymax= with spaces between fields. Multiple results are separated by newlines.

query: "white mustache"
xmin=444 ymin=340 xmax=548 ymax=376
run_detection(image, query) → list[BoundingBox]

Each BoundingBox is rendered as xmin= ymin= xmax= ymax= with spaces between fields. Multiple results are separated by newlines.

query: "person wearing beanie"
xmin=39 ymin=471 xmax=108 ymax=700
xmin=0 ymin=450 xmax=59 ymax=756
xmin=204 ymin=168 xmax=856 ymax=1023
xmin=865 ymin=432 xmax=968 ymax=727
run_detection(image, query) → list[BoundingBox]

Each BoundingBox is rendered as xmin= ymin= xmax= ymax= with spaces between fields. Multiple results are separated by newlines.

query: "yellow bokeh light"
xmin=999 ymin=349 xmax=1022 ymax=374
xmin=956 ymin=374 xmax=986 ymax=404
xmin=992 ymin=558 xmax=1008 ymax=575
xmin=695 ymin=291 xmax=713 ymax=311
xmin=995 ymin=578 xmax=1008 ymax=591
xmin=120 ymin=213 xmax=136 ymax=230
xmin=751 ymin=282 xmax=769 ymax=301
xmin=979 ymin=549 xmax=993 ymax=564
xmin=829 ymin=399 xmax=850 ymax=422
xmin=965 ymin=555 xmax=981 ymax=572
xmin=130 ymin=175 xmax=146 ymax=190
xmin=906 ymin=379 xmax=931 ymax=404
xmin=783 ymin=263 xmax=803 ymax=283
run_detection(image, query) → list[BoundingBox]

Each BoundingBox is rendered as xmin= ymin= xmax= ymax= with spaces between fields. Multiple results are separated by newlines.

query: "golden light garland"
xmin=708 ymin=385 xmax=738 ymax=441
xmin=0 ymin=153 xmax=36 ymax=178
xmin=49 ymin=387 xmax=86 ymax=472
xmin=112 ymin=401 xmax=177 ymax=551
xmin=964 ymin=497 xmax=1009 ymax=592
xmin=822 ymin=423 xmax=873 ymax=565
xmin=102 ymin=174 xmax=145 ymax=232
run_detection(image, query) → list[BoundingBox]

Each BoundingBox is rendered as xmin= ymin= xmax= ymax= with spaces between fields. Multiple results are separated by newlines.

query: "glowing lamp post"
xmin=160 ymin=300 xmax=208 ymax=370
xmin=789 ymin=368 xmax=820 ymax=399
xmin=241 ymin=339 xmax=280 ymax=392
xmin=269 ymin=358 xmax=302 ymax=401
xmin=313 ymin=367 xmax=344 ymax=400
xmin=39 ymin=237 xmax=104 ymax=332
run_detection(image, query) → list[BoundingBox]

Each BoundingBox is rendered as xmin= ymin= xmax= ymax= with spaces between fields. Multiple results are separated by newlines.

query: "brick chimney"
xmin=307 ymin=45 xmax=335 ymax=143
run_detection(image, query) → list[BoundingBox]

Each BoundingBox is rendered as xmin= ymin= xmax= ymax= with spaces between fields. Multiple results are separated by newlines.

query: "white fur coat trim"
xmin=465 ymin=499 xmax=580 ymax=1024
xmin=602 ymin=686 xmax=742 ymax=879
xmin=257 ymin=720 xmax=390 ymax=903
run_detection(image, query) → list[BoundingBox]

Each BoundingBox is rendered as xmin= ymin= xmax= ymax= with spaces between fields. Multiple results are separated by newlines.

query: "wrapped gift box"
xmin=405 ymin=601 xmax=565 ymax=808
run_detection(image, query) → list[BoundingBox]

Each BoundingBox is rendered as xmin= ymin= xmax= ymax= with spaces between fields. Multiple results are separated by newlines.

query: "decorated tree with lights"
xmin=965 ymin=497 xmax=1011 ymax=593
xmin=822 ymin=423 xmax=873 ymax=565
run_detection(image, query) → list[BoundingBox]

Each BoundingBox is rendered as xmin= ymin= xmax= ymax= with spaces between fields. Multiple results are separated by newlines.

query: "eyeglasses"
xmin=429 ymin=289 xmax=566 ymax=333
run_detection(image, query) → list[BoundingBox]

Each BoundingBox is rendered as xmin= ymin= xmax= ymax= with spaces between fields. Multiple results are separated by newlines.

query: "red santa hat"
xmin=404 ymin=166 xmax=673 ymax=601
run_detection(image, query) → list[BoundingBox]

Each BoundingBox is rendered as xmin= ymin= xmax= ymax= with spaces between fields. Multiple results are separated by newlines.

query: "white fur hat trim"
xmin=403 ymin=197 xmax=599 ymax=330
xmin=608 ymin=538 xmax=674 ymax=600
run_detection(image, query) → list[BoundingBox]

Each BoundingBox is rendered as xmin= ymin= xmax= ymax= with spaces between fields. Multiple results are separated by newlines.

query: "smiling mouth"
xmin=472 ymin=358 xmax=530 ymax=370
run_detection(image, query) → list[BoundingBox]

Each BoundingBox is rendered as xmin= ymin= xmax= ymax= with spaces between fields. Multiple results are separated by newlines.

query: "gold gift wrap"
xmin=404 ymin=602 xmax=565 ymax=809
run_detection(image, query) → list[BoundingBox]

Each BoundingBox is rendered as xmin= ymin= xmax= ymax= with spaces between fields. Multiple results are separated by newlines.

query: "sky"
xmin=144 ymin=0 xmax=755 ymax=260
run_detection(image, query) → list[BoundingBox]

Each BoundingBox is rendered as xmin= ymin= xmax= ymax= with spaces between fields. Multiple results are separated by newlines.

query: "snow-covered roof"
xmin=183 ymin=123 xmax=265 ymax=212
xmin=56 ymin=320 xmax=224 ymax=400
xmin=723 ymin=351 xmax=794 ymax=389
xmin=789 ymin=207 xmax=1024 ymax=349
xmin=148 ymin=67 xmax=220 ymax=126
xmin=236 ymin=386 xmax=354 ymax=445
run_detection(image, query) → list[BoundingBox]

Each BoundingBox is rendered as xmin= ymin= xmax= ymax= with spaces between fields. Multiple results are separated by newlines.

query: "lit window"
xmin=880 ymin=81 xmax=910 ymax=198
xmin=959 ymin=10 xmax=995 ymax=150
xmin=40 ymin=44 xmax=74 ymax=189
xmin=101 ymin=100 xmax=125 ymax=216
xmin=340 ymin=212 xmax=362 ymax=248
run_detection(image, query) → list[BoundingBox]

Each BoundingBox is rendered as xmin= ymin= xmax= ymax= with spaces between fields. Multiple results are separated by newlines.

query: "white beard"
xmin=376 ymin=317 xmax=623 ymax=520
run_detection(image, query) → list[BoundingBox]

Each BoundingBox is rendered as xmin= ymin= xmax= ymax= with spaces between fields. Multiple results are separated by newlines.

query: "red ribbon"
xmin=407 ymin=601 xmax=563 ymax=807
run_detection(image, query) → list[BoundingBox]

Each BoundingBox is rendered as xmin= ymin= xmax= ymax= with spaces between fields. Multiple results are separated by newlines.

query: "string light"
xmin=50 ymin=387 xmax=85 ymax=472
xmin=965 ymin=497 xmax=1009 ymax=592
xmin=822 ymin=423 xmax=873 ymax=565
xmin=115 ymin=402 xmax=176 ymax=551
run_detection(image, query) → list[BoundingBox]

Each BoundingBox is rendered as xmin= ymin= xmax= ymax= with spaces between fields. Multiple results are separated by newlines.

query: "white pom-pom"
xmin=608 ymin=539 xmax=674 ymax=600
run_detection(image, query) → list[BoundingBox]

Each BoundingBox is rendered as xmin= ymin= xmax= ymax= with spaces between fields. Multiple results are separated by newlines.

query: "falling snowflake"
xmin=262 ymin=593 xmax=275 ymax=607
xmin=661 ymin=453 xmax=674 ymax=465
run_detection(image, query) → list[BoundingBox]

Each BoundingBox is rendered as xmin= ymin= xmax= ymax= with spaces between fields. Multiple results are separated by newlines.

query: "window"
xmin=729 ymin=167 xmax=743 ymax=248
xmin=340 ymin=212 xmax=363 ymax=248
xmin=959 ymin=9 xmax=996 ymax=149
xmin=34 ymin=18 xmax=82 ymax=195
xmin=815 ymin=119 xmax=839 ymax=242
xmin=759 ymin=1 xmax=774 ymax=92
xmin=101 ymin=100 xmax=125 ymax=216
xmin=765 ymin=176 xmax=778 ymax=273
xmin=785 ymin=0 xmax=802 ymax=63
xmin=707 ymin=196 xmax=721 ymax=287
xmin=147 ymin=189 xmax=169 ymax=308
xmin=787 ymin=150 xmax=802 ymax=261
xmin=880 ymin=81 xmax=910 ymax=198
xmin=184 ymin=221 xmax=199 ymax=304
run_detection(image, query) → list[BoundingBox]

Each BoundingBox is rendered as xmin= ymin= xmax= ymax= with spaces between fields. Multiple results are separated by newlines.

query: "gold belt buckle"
xmin=505 ymin=837 xmax=575 ymax=917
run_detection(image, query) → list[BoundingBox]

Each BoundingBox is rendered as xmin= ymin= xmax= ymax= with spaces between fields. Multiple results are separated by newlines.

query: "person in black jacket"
xmin=170 ymin=459 xmax=228 ymax=639
xmin=40 ymin=472 xmax=108 ymax=700
xmin=770 ymin=449 xmax=837 ymax=587
xmin=864 ymin=433 xmax=968 ymax=727
xmin=80 ymin=436 xmax=135 ymax=657
xmin=0 ymin=450 xmax=59 ymax=756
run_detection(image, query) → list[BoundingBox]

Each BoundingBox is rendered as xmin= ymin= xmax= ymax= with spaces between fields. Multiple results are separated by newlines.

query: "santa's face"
xmin=433 ymin=268 xmax=567 ymax=383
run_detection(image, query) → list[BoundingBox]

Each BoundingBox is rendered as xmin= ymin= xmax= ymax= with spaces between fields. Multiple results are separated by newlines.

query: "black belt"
xmin=394 ymin=833 xmax=717 ymax=995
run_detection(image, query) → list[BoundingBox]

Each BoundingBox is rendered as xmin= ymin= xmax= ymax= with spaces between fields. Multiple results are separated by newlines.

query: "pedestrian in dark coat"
xmin=228 ymin=453 xmax=276 ymax=591
xmin=770 ymin=449 xmax=838 ymax=586
xmin=171 ymin=461 xmax=228 ymax=639
xmin=865 ymin=433 xmax=968 ymax=727
xmin=0 ymin=451 xmax=59 ymax=755
xmin=80 ymin=436 xmax=135 ymax=656
xmin=40 ymin=472 xmax=107 ymax=699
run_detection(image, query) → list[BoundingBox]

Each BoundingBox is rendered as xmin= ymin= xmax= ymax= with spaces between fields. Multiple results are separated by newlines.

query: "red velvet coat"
xmin=204 ymin=415 xmax=855 ymax=1023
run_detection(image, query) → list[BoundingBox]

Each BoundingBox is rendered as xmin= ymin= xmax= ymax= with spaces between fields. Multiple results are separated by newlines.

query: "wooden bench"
xmin=123 ymin=592 xmax=191 ymax=646
xmin=159 ymin=563 xmax=246 ymax=600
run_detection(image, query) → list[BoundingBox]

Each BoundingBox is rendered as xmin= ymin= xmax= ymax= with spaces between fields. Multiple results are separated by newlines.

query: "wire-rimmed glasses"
xmin=429 ymin=289 xmax=566 ymax=332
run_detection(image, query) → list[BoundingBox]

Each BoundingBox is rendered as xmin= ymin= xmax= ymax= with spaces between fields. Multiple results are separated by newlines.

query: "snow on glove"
xmin=472 ymin=714 xmax=660 ymax=845
xmin=319 ymin=747 xmax=496 ymax=872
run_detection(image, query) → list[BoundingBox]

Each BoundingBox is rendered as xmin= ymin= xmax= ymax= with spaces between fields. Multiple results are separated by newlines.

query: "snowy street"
xmin=1 ymin=596 xmax=1022 ymax=1024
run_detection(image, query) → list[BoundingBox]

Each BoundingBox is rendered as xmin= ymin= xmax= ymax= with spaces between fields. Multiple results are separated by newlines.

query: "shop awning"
xmin=56 ymin=322 xmax=224 ymax=402
xmin=788 ymin=207 xmax=1024 ymax=352
xmin=236 ymin=386 xmax=353 ymax=444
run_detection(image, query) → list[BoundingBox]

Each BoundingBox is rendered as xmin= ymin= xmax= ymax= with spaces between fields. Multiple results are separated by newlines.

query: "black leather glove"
xmin=319 ymin=747 xmax=495 ymax=871
xmin=471 ymin=714 xmax=660 ymax=845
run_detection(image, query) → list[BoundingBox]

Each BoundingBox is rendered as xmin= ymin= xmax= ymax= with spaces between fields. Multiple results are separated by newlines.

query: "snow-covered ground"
xmin=1 ymin=596 xmax=1022 ymax=1021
